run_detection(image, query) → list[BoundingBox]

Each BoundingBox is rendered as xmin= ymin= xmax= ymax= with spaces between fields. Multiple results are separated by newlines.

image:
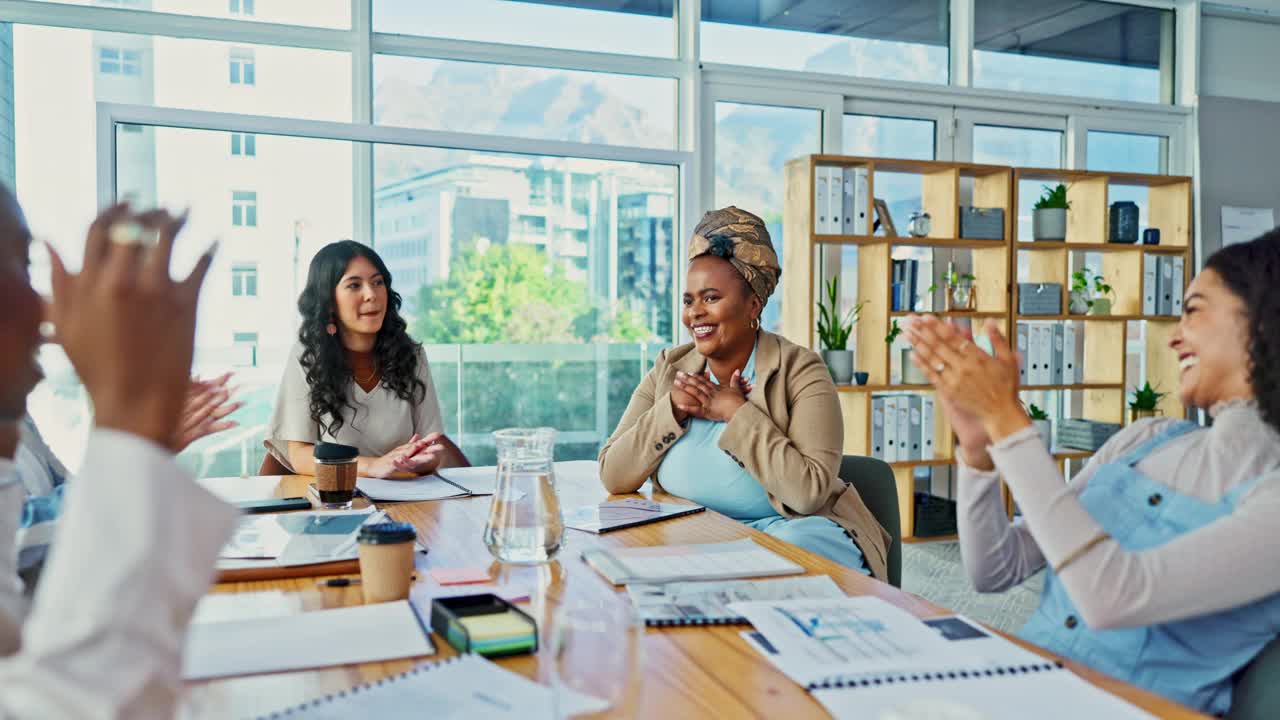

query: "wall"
xmin=1201 ymin=14 xmax=1280 ymax=102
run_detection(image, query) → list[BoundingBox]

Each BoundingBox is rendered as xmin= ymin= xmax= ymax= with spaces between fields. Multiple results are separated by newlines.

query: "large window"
xmin=373 ymin=56 xmax=677 ymax=150
xmin=701 ymin=3 xmax=948 ymax=84
xmin=974 ymin=0 xmax=1174 ymax=104
xmin=373 ymin=0 xmax=677 ymax=58
xmin=714 ymin=101 xmax=821 ymax=333
xmin=21 ymin=0 xmax=350 ymax=27
xmin=5 ymin=2 xmax=1192 ymax=479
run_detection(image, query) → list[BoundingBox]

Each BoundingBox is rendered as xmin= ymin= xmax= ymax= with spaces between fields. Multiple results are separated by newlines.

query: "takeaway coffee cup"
xmin=314 ymin=442 xmax=359 ymax=509
xmin=357 ymin=522 xmax=418 ymax=604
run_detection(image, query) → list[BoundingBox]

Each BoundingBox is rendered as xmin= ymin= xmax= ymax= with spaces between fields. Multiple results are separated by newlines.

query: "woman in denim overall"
xmin=905 ymin=232 xmax=1280 ymax=716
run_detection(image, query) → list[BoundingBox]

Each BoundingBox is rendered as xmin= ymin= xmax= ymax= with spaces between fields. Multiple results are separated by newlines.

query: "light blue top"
xmin=1021 ymin=420 xmax=1280 ymax=715
xmin=657 ymin=342 xmax=774 ymax=522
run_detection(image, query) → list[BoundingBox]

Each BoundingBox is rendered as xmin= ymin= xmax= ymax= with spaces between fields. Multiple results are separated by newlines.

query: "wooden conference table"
xmin=186 ymin=473 xmax=1208 ymax=719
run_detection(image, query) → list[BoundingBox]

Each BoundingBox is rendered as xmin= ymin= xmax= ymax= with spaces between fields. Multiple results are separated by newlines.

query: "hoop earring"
xmin=326 ymin=323 xmax=337 ymax=336
xmin=750 ymin=317 xmax=761 ymax=331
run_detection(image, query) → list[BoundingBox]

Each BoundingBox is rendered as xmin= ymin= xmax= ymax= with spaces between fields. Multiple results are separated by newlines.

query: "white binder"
xmin=853 ymin=167 xmax=869 ymax=235
xmin=883 ymin=396 xmax=900 ymax=463
xmin=1062 ymin=322 xmax=1078 ymax=385
xmin=871 ymin=398 xmax=885 ymax=460
xmin=1051 ymin=323 xmax=1064 ymax=386
xmin=828 ymin=166 xmax=844 ymax=236
xmin=1171 ymin=256 xmax=1185 ymax=316
xmin=1032 ymin=324 xmax=1053 ymax=386
xmin=908 ymin=396 xmax=923 ymax=461
xmin=1143 ymin=254 xmax=1159 ymax=316
xmin=896 ymin=399 xmax=910 ymax=465
xmin=1159 ymin=256 xmax=1175 ymax=316
xmin=1074 ymin=323 xmax=1086 ymax=384
xmin=841 ymin=167 xmax=855 ymax=235
xmin=921 ymin=396 xmax=936 ymax=460
xmin=1016 ymin=322 xmax=1029 ymax=386
xmin=814 ymin=167 xmax=830 ymax=234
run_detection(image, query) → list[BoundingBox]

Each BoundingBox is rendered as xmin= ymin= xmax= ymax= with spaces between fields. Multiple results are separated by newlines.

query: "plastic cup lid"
xmin=358 ymin=522 xmax=417 ymax=545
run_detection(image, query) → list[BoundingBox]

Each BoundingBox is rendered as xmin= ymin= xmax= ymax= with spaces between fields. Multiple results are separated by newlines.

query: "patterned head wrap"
xmin=687 ymin=206 xmax=780 ymax=302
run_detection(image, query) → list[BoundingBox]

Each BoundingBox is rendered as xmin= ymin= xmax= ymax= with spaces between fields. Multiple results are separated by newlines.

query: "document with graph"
xmin=733 ymin=597 xmax=1154 ymax=720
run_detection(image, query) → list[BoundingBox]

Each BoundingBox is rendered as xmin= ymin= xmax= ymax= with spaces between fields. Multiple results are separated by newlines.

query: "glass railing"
xmin=172 ymin=342 xmax=669 ymax=478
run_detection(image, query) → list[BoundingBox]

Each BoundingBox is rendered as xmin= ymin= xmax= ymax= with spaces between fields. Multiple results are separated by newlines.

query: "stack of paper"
xmin=582 ymin=539 xmax=804 ymax=585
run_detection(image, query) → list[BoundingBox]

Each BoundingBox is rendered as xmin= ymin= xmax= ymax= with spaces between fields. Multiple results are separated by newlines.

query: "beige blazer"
xmin=598 ymin=331 xmax=891 ymax=582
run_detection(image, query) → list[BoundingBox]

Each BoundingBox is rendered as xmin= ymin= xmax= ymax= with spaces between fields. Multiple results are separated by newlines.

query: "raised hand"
xmin=173 ymin=372 xmax=242 ymax=451
xmin=47 ymin=204 xmax=214 ymax=451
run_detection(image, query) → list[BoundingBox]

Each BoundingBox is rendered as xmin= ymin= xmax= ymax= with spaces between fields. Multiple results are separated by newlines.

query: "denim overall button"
xmin=1147 ymin=493 xmax=1163 ymax=507
xmin=1064 ymin=615 xmax=1079 ymax=629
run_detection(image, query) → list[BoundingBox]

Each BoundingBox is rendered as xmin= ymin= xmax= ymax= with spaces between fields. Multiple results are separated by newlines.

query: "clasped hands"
xmin=671 ymin=369 xmax=753 ymax=424
xmin=368 ymin=432 xmax=448 ymax=478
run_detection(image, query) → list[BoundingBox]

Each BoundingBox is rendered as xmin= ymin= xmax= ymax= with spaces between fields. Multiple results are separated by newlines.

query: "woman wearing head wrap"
xmin=598 ymin=207 xmax=890 ymax=578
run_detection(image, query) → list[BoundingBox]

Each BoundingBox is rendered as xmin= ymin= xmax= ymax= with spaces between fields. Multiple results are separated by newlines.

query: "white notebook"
xmin=255 ymin=653 xmax=607 ymax=719
xmin=183 ymin=600 xmax=435 ymax=680
xmin=582 ymin=538 xmax=804 ymax=585
xmin=736 ymin=598 xmax=1153 ymax=720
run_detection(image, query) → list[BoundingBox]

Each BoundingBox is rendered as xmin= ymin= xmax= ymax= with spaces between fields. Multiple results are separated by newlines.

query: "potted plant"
xmin=1069 ymin=268 xmax=1115 ymax=315
xmin=1027 ymin=403 xmax=1053 ymax=450
xmin=1033 ymin=183 xmax=1069 ymax=241
xmin=1088 ymin=273 xmax=1115 ymax=316
xmin=945 ymin=271 xmax=977 ymax=312
xmin=816 ymin=276 xmax=863 ymax=385
xmin=1129 ymin=381 xmax=1168 ymax=422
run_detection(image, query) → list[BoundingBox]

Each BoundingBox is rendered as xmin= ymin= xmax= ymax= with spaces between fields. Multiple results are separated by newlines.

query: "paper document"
xmin=564 ymin=498 xmax=705 ymax=534
xmin=583 ymin=538 xmax=804 ymax=585
xmin=731 ymin=597 xmax=966 ymax=687
xmin=628 ymin=575 xmax=845 ymax=625
xmin=357 ymin=474 xmax=469 ymax=502
xmin=183 ymin=600 xmax=434 ymax=680
xmin=1222 ymin=206 xmax=1276 ymax=247
xmin=254 ymin=652 xmax=607 ymax=719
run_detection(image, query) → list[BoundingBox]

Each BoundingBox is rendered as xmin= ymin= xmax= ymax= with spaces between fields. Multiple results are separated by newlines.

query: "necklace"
xmin=353 ymin=364 xmax=378 ymax=384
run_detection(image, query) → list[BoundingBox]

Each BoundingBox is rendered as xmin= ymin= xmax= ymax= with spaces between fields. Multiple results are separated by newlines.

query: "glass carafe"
xmin=483 ymin=427 xmax=564 ymax=565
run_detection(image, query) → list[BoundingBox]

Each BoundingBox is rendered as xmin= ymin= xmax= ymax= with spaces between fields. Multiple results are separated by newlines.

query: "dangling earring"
xmin=326 ymin=321 xmax=337 ymax=336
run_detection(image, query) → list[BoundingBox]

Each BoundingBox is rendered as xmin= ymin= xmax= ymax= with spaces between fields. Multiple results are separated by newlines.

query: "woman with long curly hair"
xmin=903 ymin=231 xmax=1280 ymax=715
xmin=266 ymin=240 xmax=467 ymax=478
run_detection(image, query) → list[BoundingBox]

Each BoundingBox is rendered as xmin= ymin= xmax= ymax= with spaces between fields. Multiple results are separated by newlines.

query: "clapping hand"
xmin=173 ymin=372 xmax=242 ymax=451
xmin=48 ymin=204 xmax=214 ymax=451
xmin=671 ymin=369 xmax=751 ymax=423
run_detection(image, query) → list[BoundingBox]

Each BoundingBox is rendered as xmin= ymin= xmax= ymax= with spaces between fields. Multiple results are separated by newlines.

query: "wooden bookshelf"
xmin=782 ymin=154 xmax=1014 ymax=539
xmin=783 ymin=155 xmax=1193 ymax=540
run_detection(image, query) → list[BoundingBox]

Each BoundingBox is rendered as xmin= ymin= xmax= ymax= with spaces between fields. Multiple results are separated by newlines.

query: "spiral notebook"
xmin=735 ymin=597 xmax=1154 ymax=719
xmin=256 ymin=653 xmax=607 ymax=719
xmin=627 ymin=575 xmax=845 ymax=626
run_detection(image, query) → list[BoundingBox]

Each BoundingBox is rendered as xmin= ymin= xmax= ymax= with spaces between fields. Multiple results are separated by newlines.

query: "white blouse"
xmin=958 ymin=401 xmax=1280 ymax=629
xmin=265 ymin=342 xmax=445 ymax=470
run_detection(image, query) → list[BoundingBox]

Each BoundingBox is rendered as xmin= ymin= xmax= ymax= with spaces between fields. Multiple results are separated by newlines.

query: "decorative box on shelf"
xmin=958 ymin=206 xmax=1004 ymax=240
xmin=1057 ymin=419 xmax=1123 ymax=451
xmin=1017 ymin=283 xmax=1063 ymax=316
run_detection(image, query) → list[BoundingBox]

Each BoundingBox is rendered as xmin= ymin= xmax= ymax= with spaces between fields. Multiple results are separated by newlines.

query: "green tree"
xmin=413 ymin=243 xmax=655 ymax=344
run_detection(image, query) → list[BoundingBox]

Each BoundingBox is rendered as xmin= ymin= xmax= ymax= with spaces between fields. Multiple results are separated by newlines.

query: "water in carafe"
xmin=484 ymin=427 xmax=564 ymax=565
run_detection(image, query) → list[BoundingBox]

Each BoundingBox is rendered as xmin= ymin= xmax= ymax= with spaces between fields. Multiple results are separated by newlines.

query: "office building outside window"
xmin=231 ymin=132 xmax=256 ymax=157
xmin=229 ymin=47 xmax=255 ymax=85
xmin=232 ymin=332 xmax=259 ymax=367
xmin=232 ymin=190 xmax=258 ymax=227
xmin=98 ymin=47 xmax=142 ymax=75
xmin=231 ymin=262 xmax=258 ymax=297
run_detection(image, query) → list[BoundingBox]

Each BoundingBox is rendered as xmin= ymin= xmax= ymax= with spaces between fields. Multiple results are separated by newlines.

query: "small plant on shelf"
xmin=945 ymin=270 xmax=977 ymax=312
xmin=1026 ymin=402 xmax=1053 ymax=450
xmin=815 ymin=276 xmax=863 ymax=385
xmin=1128 ymin=382 xmax=1169 ymax=422
xmin=885 ymin=318 xmax=902 ymax=345
xmin=1033 ymin=183 xmax=1069 ymax=242
xmin=1070 ymin=267 xmax=1114 ymax=315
